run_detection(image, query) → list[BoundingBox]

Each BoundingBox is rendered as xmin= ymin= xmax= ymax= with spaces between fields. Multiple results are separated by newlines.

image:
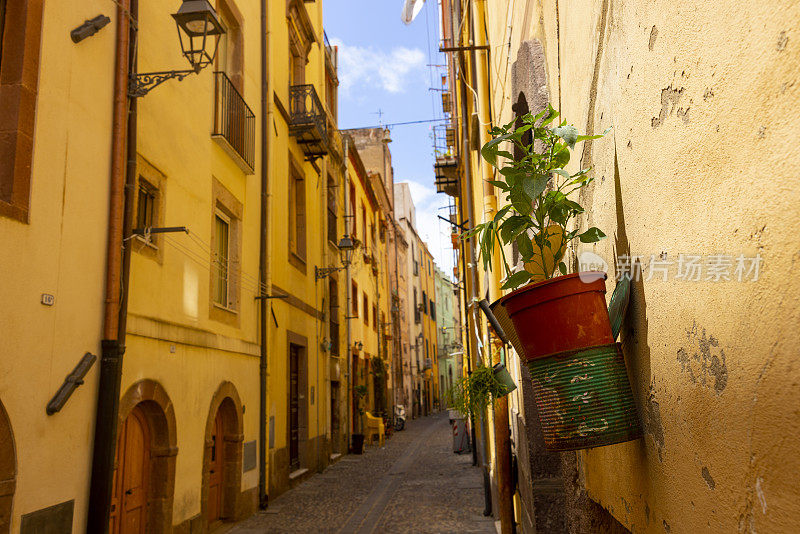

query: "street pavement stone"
xmin=231 ymin=412 xmax=496 ymax=533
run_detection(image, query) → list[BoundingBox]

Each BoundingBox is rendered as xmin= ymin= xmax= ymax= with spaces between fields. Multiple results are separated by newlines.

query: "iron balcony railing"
xmin=213 ymin=72 xmax=255 ymax=171
xmin=289 ymin=84 xmax=329 ymax=159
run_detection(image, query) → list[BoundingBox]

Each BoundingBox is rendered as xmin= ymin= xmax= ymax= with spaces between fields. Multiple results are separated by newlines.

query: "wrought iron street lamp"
xmin=129 ymin=0 xmax=225 ymax=98
xmin=315 ymin=234 xmax=357 ymax=280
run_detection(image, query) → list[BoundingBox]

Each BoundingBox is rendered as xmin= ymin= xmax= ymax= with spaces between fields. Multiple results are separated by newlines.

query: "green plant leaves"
xmin=578 ymin=227 xmax=607 ymax=243
xmin=509 ymin=188 xmax=532 ymax=216
xmin=501 ymin=270 xmax=532 ymax=290
xmin=553 ymin=124 xmax=579 ymax=147
xmin=481 ymin=132 xmax=515 ymax=168
xmin=522 ymin=174 xmax=548 ymax=201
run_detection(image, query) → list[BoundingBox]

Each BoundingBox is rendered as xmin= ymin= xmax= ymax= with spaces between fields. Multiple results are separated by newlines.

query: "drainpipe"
xmin=343 ymin=137 xmax=353 ymax=446
xmin=258 ymin=0 xmax=272 ymax=509
xmin=473 ymin=0 xmax=513 ymax=530
xmin=454 ymin=0 xmax=491 ymax=516
xmin=87 ymin=0 xmax=134 ymax=530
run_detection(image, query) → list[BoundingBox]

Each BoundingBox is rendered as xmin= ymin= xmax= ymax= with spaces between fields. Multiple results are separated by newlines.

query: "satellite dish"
xmin=401 ymin=0 xmax=425 ymax=25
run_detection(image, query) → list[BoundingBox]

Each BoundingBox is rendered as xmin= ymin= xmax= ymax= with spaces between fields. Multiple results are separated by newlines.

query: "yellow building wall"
xmin=0 ymin=1 xmax=116 ymax=530
xmin=266 ymin=0 xmax=334 ymax=496
xmin=479 ymin=1 xmax=800 ymax=532
xmin=120 ymin=0 xmax=265 ymax=527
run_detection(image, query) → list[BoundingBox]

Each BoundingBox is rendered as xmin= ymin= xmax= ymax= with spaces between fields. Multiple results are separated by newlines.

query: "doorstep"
xmin=289 ymin=468 xmax=309 ymax=480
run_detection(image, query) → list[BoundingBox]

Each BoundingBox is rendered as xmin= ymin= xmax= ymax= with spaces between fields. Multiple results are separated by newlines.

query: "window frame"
xmin=132 ymin=157 xmax=166 ymax=261
xmin=213 ymin=209 xmax=232 ymax=309
xmin=0 ymin=0 xmax=45 ymax=222
xmin=288 ymin=154 xmax=307 ymax=270
xmin=209 ymin=177 xmax=243 ymax=325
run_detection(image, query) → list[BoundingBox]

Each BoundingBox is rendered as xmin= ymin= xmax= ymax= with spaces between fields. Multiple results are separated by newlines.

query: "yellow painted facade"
xmin=0 ymin=0 xmax=457 ymax=531
xmin=442 ymin=0 xmax=800 ymax=532
xmin=0 ymin=1 xmax=115 ymax=530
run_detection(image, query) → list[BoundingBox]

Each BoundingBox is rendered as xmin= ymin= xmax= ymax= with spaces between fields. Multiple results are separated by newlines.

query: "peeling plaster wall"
xmin=485 ymin=0 xmax=800 ymax=532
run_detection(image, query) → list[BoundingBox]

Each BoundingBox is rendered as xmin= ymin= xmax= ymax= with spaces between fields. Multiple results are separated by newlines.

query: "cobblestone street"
xmin=231 ymin=413 xmax=495 ymax=533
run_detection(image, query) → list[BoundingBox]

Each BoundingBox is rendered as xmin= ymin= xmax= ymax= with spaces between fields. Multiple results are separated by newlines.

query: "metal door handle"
xmin=125 ymin=489 xmax=133 ymax=495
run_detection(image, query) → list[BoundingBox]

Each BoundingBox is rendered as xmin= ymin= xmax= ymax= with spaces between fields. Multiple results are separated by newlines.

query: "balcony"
xmin=434 ymin=155 xmax=459 ymax=197
xmin=212 ymin=72 xmax=255 ymax=174
xmin=289 ymin=84 xmax=329 ymax=161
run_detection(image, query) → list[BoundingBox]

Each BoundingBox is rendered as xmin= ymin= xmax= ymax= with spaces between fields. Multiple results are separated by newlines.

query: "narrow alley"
xmin=231 ymin=413 xmax=494 ymax=534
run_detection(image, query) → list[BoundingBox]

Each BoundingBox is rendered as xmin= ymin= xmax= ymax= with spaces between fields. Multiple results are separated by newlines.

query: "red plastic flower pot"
xmin=498 ymin=272 xmax=613 ymax=362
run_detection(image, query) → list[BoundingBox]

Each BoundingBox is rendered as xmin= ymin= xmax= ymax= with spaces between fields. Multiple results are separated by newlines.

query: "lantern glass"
xmin=171 ymin=0 xmax=225 ymax=71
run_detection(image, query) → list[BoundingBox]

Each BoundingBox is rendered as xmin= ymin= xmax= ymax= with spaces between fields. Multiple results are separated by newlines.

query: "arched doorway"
xmin=0 ymin=401 xmax=16 ymax=534
xmin=113 ymin=380 xmax=177 ymax=534
xmin=203 ymin=383 xmax=243 ymax=528
xmin=110 ymin=406 xmax=150 ymax=534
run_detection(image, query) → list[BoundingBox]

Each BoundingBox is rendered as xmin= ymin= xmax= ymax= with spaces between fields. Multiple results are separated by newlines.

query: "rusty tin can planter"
xmin=499 ymin=272 xmax=613 ymax=362
xmin=527 ymin=343 xmax=641 ymax=451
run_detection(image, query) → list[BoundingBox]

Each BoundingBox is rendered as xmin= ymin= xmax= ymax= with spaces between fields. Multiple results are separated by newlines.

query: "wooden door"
xmin=289 ymin=345 xmax=300 ymax=470
xmin=207 ymin=409 xmax=225 ymax=523
xmin=330 ymin=382 xmax=340 ymax=453
xmin=111 ymin=406 xmax=150 ymax=534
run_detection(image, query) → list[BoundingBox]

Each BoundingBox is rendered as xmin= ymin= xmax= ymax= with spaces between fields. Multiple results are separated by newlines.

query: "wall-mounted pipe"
xmin=71 ymin=15 xmax=111 ymax=44
xmin=46 ymin=352 xmax=97 ymax=415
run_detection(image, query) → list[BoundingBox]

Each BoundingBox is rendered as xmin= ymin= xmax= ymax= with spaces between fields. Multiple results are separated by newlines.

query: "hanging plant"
xmin=448 ymin=363 xmax=516 ymax=418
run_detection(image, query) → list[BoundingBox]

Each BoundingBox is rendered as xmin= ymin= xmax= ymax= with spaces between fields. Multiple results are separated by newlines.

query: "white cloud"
xmin=330 ymin=38 xmax=426 ymax=95
xmin=406 ymin=180 xmax=436 ymax=207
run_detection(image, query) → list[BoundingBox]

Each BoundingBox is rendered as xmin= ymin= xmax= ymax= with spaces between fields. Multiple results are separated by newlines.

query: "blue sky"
xmin=323 ymin=0 xmax=455 ymax=278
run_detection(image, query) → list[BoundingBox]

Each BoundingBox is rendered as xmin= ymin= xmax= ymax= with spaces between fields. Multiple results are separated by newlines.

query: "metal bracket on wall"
xmin=129 ymin=70 xmax=198 ymax=98
xmin=47 ymin=352 xmax=97 ymax=415
xmin=130 ymin=226 xmax=189 ymax=237
xmin=437 ymin=215 xmax=469 ymax=231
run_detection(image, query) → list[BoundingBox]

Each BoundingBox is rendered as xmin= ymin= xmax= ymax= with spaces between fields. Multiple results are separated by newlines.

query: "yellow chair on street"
xmin=364 ymin=412 xmax=385 ymax=447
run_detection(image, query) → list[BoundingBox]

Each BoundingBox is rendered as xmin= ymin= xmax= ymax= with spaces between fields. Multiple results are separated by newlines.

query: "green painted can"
xmin=527 ymin=343 xmax=641 ymax=451
xmin=492 ymin=363 xmax=517 ymax=395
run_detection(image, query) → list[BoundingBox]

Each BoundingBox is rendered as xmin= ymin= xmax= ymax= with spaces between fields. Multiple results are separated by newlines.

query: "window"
xmin=132 ymin=158 xmax=166 ymax=259
xmin=349 ymin=183 xmax=356 ymax=236
xmin=214 ymin=212 xmax=231 ymax=307
xmin=360 ymin=202 xmax=367 ymax=244
xmin=422 ymin=291 xmax=428 ymax=314
xmin=287 ymin=0 xmax=314 ymax=87
xmin=136 ymin=181 xmax=157 ymax=234
xmin=372 ymin=305 xmax=378 ymax=332
xmin=289 ymin=156 xmax=306 ymax=266
xmin=430 ymin=300 xmax=435 ymax=321
xmin=0 ymin=0 xmax=6 ymax=70
xmin=363 ymin=295 xmax=369 ymax=325
xmin=290 ymin=46 xmax=305 ymax=86
xmin=325 ymin=69 xmax=338 ymax=121
xmin=351 ymin=281 xmax=358 ymax=316
xmin=0 ymin=0 xmax=44 ymax=222
xmin=215 ymin=0 xmax=244 ymax=89
xmin=209 ymin=178 xmax=243 ymax=324
xmin=327 ymin=174 xmax=337 ymax=244
xmin=329 ymin=278 xmax=339 ymax=357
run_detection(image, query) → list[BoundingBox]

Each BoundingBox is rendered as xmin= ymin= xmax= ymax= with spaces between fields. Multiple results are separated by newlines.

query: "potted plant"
xmin=464 ymin=105 xmax=640 ymax=450
xmin=449 ymin=363 xmax=517 ymax=418
xmin=352 ymin=385 xmax=367 ymax=454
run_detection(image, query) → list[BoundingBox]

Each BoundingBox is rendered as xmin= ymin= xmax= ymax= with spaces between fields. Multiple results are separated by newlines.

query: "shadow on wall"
xmin=612 ymin=145 xmax=662 ymax=465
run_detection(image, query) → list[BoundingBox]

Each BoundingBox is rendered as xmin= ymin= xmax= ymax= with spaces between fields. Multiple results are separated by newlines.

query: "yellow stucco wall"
xmin=478 ymin=1 xmax=800 ymax=532
xmin=121 ymin=0 xmax=265 ymax=526
xmin=0 ymin=0 xmax=116 ymax=530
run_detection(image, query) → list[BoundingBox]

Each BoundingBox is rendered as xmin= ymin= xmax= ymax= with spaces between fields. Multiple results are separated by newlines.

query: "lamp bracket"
xmin=315 ymin=265 xmax=344 ymax=280
xmin=129 ymin=69 xmax=198 ymax=98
